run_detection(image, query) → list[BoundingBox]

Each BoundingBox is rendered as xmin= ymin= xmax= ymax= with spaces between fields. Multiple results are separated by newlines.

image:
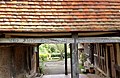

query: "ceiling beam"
xmin=3 ymin=31 xmax=117 ymax=38
xmin=0 ymin=37 xmax=120 ymax=43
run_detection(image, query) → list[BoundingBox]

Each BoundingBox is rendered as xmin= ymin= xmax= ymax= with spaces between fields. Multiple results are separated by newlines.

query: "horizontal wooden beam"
xmin=0 ymin=38 xmax=73 ymax=43
xmin=4 ymin=31 xmax=116 ymax=37
xmin=0 ymin=37 xmax=120 ymax=43
xmin=78 ymin=37 xmax=120 ymax=43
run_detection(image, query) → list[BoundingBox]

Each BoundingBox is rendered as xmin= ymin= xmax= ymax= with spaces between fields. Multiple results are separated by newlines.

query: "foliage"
xmin=39 ymin=53 xmax=51 ymax=74
xmin=39 ymin=53 xmax=51 ymax=61
xmin=51 ymin=53 xmax=61 ymax=57
xmin=80 ymin=53 xmax=87 ymax=66
xmin=39 ymin=44 xmax=70 ymax=73
xmin=66 ymin=52 xmax=70 ymax=58
xmin=79 ymin=64 xmax=85 ymax=69
xmin=39 ymin=60 xmax=45 ymax=74
xmin=39 ymin=44 xmax=65 ymax=53
xmin=56 ymin=44 xmax=64 ymax=53
xmin=39 ymin=44 xmax=70 ymax=61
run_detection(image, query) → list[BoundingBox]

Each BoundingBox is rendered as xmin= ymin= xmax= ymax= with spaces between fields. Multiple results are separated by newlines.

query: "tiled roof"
xmin=0 ymin=0 xmax=120 ymax=32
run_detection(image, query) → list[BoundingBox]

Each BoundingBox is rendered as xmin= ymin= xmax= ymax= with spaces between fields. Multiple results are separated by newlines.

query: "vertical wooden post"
xmin=70 ymin=43 xmax=73 ymax=77
xmin=38 ymin=44 xmax=42 ymax=74
xmin=106 ymin=45 xmax=110 ymax=77
xmin=35 ymin=45 xmax=39 ymax=73
xmin=24 ymin=46 xmax=28 ymax=72
xmin=116 ymin=44 xmax=120 ymax=65
xmin=71 ymin=33 xmax=79 ymax=78
xmin=90 ymin=44 xmax=94 ymax=64
xmin=110 ymin=44 xmax=116 ymax=78
xmin=26 ymin=46 xmax=30 ymax=73
xmin=11 ymin=46 xmax=16 ymax=78
xmin=65 ymin=44 xmax=68 ymax=75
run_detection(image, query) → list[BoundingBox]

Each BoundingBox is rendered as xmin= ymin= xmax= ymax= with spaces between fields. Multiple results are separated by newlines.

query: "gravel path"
xmin=41 ymin=74 xmax=89 ymax=78
xmin=36 ymin=59 xmax=102 ymax=78
xmin=43 ymin=59 xmax=71 ymax=75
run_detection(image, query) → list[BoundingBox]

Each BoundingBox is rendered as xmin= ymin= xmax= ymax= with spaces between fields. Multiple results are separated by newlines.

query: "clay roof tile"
xmin=0 ymin=0 xmax=120 ymax=32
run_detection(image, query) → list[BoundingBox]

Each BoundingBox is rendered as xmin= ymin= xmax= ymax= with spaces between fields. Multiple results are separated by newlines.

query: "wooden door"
xmin=107 ymin=44 xmax=116 ymax=78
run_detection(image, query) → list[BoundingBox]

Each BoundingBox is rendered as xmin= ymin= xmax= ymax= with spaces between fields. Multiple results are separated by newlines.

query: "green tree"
xmin=56 ymin=44 xmax=64 ymax=60
xmin=49 ymin=44 xmax=57 ymax=53
xmin=39 ymin=44 xmax=66 ymax=60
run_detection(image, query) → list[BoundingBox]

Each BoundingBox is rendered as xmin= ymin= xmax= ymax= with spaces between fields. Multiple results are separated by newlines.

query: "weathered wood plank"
xmin=11 ymin=47 xmax=16 ymax=78
xmin=36 ymin=45 xmax=39 ymax=73
xmin=116 ymin=44 xmax=120 ymax=65
xmin=110 ymin=45 xmax=116 ymax=78
xmin=0 ymin=38 xmax=73 ymax=43
xmin=0 ymin=37 xmax=120 ymax=43
xmin=77 ymin=37 xmax=120 ymax=43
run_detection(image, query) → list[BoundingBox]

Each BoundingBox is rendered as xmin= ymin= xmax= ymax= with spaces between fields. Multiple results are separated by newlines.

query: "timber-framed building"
xmin=0 ymin=0 xmax=120 ymax=78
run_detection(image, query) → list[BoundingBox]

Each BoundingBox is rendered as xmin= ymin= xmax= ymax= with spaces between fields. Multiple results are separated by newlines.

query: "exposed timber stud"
xmin=11 ymin=46 xmax=16 ymax=78
xmin=70 ymin=43 xmax=73 ymax=77
xmin=64 ymin=43 xmax=68 ymax=75
xmin=71 ymin=33 xmax=79 ymax=78
xmin=36 ymin=44 xmax=40 ymax=73
xmin=26 ymin=46 xmax=30 ymax=73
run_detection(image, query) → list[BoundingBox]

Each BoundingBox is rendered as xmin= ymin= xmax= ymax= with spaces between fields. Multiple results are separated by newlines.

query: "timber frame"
xmin=0 ymin=31 xmax=120 ymax=78
xmin=0 ymin=37 xmax=120 ymax=43
xmin=1 ymin=0 xmax=120 ymax=78
xmin=83 ymin=43 xmax=120 ymax=78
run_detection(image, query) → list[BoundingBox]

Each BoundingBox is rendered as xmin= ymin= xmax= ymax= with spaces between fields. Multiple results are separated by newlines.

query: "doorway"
xmin=39 ymin=44 xmax=71 ymax=75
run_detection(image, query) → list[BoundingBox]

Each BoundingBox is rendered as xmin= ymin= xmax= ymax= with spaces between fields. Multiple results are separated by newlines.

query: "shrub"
xmin=51 ymin=53 xmax=61 ymax=57
xmin=51 ymin=52 xmax=70 ymax=58
xmin=39 ymin=61 xmax=45 ymax=74
xmin=39 ymin=53 xmax=51 ymax=61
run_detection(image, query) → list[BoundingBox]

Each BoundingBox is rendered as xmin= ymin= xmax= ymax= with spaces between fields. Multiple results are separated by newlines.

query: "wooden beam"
xmin=64 ymin=44 xmax=68 ymax=75
xmin=71 ymin=33 xmax=79 ymax=78
xmin=0 ymin=38 xmax=73 ymax=43
xmin=95 ymin=67 xmax=108 ymax=77
xmin=36 ymin=45 xmax=39 ymax=73
xmin=77 ymin=37 xmax=120 ymax=43
xmin=70 ymin=43 xmax=73 ymax=77
xmin=116 ymin=44 xmax=120 ymax=65
xmin=0 ymin=37 xmax=120 ymax=43
xmin=4 ymin=31 xmax=117 ymax=37
xmin=11 ymin=47 xmax=16 ymax=78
